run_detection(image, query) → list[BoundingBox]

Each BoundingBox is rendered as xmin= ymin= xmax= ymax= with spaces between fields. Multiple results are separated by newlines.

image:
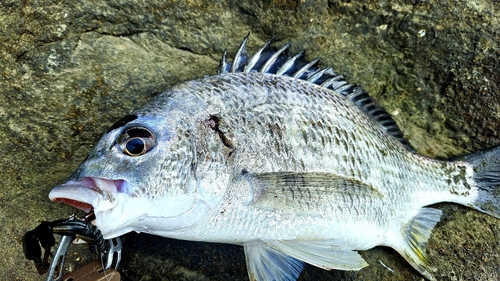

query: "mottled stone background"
xmin=1 ymin=0 xmax=499 ymax=280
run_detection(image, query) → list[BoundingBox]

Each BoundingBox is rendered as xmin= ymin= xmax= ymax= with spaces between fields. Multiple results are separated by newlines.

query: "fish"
xmin=48 ymin=35 xmax=500 ymax=281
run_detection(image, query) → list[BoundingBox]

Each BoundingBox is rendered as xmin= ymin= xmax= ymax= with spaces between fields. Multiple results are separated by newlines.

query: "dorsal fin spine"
xmin=292 ymin=58 xmax=320 ymax=79
xmin=231 ymin=35 xmax=250 ymax=73
xmin=336 ymin=84 xmax=356 ymax=95
xmin=260 ymin=43 xmax=290 ymax=73
xmin=217 ymin=50 xmax=229 ymax=74
xmin=321 ymin=75 xmax=344 ymax=88
xmin=276 ymin=51 xmax=304 ymax=76
xmin=307 ymin=67 xmax=330 ymax=84
xmin=244 ymin=37 xmax=274 ymax=73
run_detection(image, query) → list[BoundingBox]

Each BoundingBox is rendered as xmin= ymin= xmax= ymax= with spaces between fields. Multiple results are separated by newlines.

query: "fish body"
xmin=49 ymin=37 xmax=500 ymax=280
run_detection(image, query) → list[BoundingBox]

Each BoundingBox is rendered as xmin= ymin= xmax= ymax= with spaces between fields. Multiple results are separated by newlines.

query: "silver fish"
xmin=49 ymin=36 xmax=500 ymax=281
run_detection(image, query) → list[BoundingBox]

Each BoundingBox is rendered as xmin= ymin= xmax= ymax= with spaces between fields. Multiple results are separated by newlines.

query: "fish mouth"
xmin=49 ymin=177 xmax=129 ymax=213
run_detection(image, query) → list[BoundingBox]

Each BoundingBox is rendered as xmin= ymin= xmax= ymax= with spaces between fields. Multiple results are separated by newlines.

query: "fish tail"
xmin=396 ymin=146 xmax=500 ymax=281
xmin=460 ymin=146 xmax=500 ymax=218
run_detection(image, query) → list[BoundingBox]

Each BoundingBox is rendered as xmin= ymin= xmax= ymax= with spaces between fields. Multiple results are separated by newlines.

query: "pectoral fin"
xmin=234 ymin=170 xmax=382 ymax=212
xmin=244 ymin=239 xmax=368 ymax=281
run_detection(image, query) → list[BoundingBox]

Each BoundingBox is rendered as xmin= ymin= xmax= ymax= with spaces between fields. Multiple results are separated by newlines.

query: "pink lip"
xmin=49 ymin=177 xmax=129 ymax=212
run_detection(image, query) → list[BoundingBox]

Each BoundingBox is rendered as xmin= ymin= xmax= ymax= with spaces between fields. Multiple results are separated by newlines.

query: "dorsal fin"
xmin=218 ymin=35 xmax=415 ymax=152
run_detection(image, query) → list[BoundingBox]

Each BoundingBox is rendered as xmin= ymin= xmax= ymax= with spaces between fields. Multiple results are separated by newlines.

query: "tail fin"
xmin=459 ymin=146 xmax=500 ymax=218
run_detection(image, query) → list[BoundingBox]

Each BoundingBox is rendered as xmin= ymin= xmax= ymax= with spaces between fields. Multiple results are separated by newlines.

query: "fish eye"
xmin=117 ymin=127 xmax=156 ymax=156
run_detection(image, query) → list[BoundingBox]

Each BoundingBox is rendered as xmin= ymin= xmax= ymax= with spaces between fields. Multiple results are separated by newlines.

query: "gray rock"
xmin=1 ymin=1 xmax=499 ymax=280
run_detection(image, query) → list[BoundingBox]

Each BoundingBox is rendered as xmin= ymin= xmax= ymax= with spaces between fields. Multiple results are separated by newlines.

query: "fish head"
xmin=49 ymin=98 xmax=224 ymax=239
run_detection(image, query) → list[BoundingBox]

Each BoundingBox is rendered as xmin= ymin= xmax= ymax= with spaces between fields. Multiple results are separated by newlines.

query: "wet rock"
xmin=1 ymin=0 xmax=499 ymax=280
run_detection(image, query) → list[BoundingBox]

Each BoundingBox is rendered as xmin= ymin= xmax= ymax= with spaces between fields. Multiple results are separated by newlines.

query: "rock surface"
xmin=1 ymin=0 xmax=499 ymax=280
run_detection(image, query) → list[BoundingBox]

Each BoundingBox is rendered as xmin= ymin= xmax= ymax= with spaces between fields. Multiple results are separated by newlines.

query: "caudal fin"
xmin=393 ymin=147 xmax=500 ymax=281
xmin=459 ymin=146 xmax=500 ymax=218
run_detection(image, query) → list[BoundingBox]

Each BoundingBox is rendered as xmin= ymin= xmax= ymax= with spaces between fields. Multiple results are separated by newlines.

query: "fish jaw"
xmin=49 ymin=177 xmax=137 ymax=238
xmin=48 ymin=177 xmax=127 ymax=212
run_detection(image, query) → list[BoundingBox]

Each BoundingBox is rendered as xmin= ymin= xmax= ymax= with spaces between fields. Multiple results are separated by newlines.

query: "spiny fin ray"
xmin=218 ymin=36 xmax=415 ymax=152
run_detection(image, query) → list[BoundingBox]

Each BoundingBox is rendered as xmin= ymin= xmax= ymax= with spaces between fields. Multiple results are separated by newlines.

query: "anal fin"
xmin=395 ymin=207 xmax=442 ymax=281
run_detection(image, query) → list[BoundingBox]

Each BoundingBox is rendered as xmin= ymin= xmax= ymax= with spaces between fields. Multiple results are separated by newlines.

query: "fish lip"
xmin=48 ymin=177 xmax=128 ymax=213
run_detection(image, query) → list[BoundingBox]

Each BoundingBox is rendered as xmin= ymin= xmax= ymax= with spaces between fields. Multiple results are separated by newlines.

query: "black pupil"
xmin=126 ymin=138 xmax=145 ymax=155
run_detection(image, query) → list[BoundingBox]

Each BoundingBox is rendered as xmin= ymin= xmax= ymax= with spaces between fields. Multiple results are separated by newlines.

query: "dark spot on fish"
xmin=107 ymin=114 xmax=138 ymax=133
xmin=302 ymin=130 xmax=308 ymax=144
xmin=190 ymin=161 xmax=198 ymax=180
xmin=208 ymin=115 xmax=235 ymax=152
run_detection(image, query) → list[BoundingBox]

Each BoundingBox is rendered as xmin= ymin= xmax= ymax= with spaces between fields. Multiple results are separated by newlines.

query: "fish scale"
xmin=165 ymin=72 xmax=459 ymax=231
xmin=48 ymin=37 xmax=500 ymax=281
xmin=202 ymin=75 xmax=396 ymax=173
xmin=156 ymin=71 xmax=464 ymax=223
xmin=197 ymin=175 xmax=388 ymax=247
